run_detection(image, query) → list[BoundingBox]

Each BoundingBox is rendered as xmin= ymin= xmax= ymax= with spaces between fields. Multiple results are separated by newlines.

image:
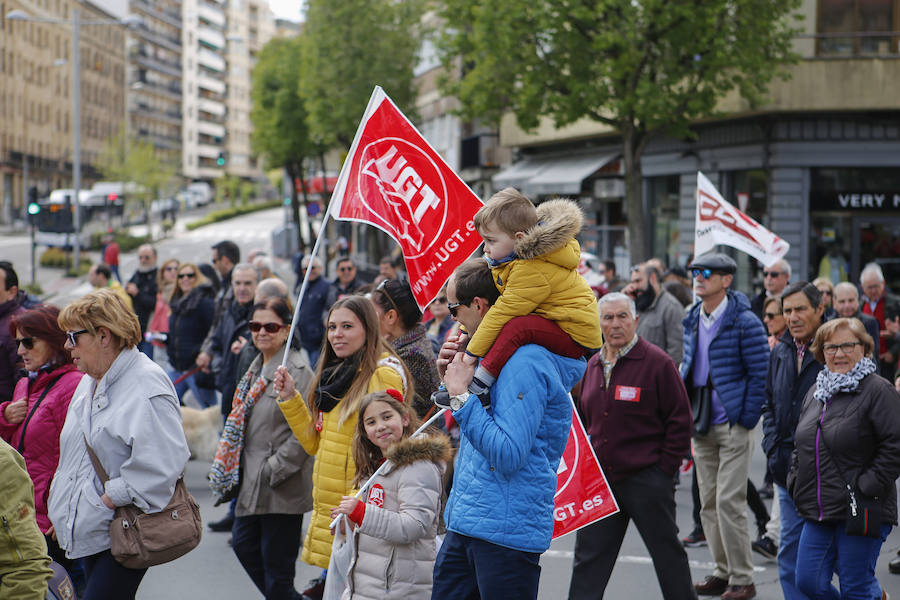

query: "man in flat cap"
xmin=681 ymin=253 xmax=770 ymax=600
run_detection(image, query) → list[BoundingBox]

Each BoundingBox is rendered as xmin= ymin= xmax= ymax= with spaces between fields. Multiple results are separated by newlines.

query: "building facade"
xmin=493 ymin=1 xmax=900 ymax=293
xmin=126 ymin=0 xmax=182 ymax=170
xmin=0 ymin=0 xmax=126 ymax=223
xmin=181 ymin=0 xmax=226 ymax=181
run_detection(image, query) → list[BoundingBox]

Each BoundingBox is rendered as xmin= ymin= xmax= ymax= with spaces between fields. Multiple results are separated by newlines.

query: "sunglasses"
xmin=764 ymin=271 xmax=782 ymax=278
xmin=249 ymin=321 xmax=287 ymax=333
xmin=15 ymin=337 xmax=35 ymax=350
xmin=764 ymin=312 xmax=780 ymax=320
xmin=448 ymin=301 xmax=465 ymax=318
xmin=177 ymin=272 xmax=197 ymax=280
xmin=66 ymin=329 xmax=90 ymax=347
xmin=691 ymin=268 xmax=714 ymax=279
xmin=376 ymin=279 xmax=400 ymax=313
xmin=433 ymin=297 xmax=448 ymax=304
xmin=338 ymin=266 xmax=355 ymax=272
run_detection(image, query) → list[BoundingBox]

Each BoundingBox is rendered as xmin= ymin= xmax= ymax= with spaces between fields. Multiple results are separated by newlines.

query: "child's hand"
xmin=437 ymin=331 xmax=468 ymax=379
xmin=273 ymin=366 xmax=296 ymax=400
xmin=336 ymin=495 xmax=361 ymax=516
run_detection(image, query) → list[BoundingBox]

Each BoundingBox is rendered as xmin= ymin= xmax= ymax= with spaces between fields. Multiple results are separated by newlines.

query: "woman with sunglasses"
xmin=812 ymin=277 xmax=838 ymax=321
xmin=166 ymin=263 xmax=217 ymax=407
xmin=762 ymin=296 xmax=787 ymax=350
xmin=425 ymin=288 xmax=458 ymax=355
xmin=48 ymin=288 xmax=190 ymax=600
xmin=210 ymin=297 xmax=315 ymax=599
xmin=146 ymin=259 xmax=179 ymax=370
xmin=371 ymin=278 xmax=440 ymax=418
xmin=0 ymin=305 xmax=83 ymax=574
xmin=272 ymin=295 xmax=411 ymax=599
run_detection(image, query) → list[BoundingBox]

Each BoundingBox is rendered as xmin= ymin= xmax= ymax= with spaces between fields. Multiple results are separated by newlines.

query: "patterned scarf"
xmin=208 ymin=365 xmax=267 ymax=503
xmin=813 ymin=356 xmax=876 ymax=404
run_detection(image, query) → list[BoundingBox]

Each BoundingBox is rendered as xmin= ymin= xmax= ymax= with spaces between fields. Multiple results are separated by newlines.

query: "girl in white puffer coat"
xmin=332 ymin=389 xmax=450 ymax=600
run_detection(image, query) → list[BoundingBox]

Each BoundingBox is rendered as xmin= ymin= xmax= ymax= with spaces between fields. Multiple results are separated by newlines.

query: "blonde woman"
xmin=166 ymin=263 xmax=217 ymax=407
xmin=273 ymin=295 xmax=410 ymax=599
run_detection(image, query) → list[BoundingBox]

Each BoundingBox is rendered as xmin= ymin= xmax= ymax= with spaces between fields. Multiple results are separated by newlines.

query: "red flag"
xmin=553 ymin=401 xmax=619 ymax=538
xmin=330 ymin=87 xmax=484 ymax=308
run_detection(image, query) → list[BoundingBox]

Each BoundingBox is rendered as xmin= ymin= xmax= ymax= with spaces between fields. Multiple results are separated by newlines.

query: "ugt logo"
xmin=357 ymin=138 xmax=448 ymax=257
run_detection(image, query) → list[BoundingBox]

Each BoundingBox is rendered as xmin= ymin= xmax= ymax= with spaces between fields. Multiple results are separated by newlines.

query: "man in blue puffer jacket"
xmin=433 ymin=259 xmax=585 ymax=600
xmin=681 ymin=253 xmax=769 ymax=600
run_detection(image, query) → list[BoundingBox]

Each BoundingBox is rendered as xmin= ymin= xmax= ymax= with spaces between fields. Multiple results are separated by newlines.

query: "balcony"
xmin=197 ymin=74 xmax=226 ymax=96
xmin=136 ymin=26 xmax=181 ymax=53
xmin=132 ymin=48 xmax=182 ymax=78
xmin=198 ymin=98 xmax=226 ymax=117
xmin=132 ymin=0 xmax=181 ymax=29
xmin=198 ymin=121 xmax=226 ymax=139
xmin=132 ymin=79 xmax=182 ymax=101
xmin=136 ymin=128 xmax=182 ymax=150
xmin=130 ymin=102 xmax=183 ymax=126
xmin=198 ymin=26 xmax=225 ymax=51
xmin=197 ymin=2 xmax=226 ymax=28
xmin=197 ymin=48 xmax=226 ymax=73
xmin=197 ymin=143 xmax=222 ymax=158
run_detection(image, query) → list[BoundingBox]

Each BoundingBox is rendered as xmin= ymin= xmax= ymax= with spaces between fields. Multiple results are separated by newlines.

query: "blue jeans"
xmin=778 ymin=485 xmax=812 ymax=599
xmin=432 ymin=531 xmax=541 ymax=600
xmin=137 ymin=339 xmax=154 ymax=360
xmin=167 ymin=368 xmax=217 ymax=408
xmin=81 ymin=549 xmax=147 ymax=600
xmin=232 ymin=513 xmax=303 ymax=600
xmin=795 ymin=519 xmax=890 ymax=600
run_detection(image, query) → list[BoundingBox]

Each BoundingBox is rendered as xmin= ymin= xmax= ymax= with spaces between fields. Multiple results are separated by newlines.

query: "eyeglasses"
xmin=338 ymin=266 xmax=355 ymax=272
xmin=764 ymin=312 xmax=780 ymax=320
xmin=66 ymin=329 xmax=90 ymax=347
xmin=764 ymin=271 xmax=783 ymax=278
xmin=448 ymin=301 xmax=466 ymax=318
xmin=823 ymin=341 xmax=862 ymax=356
xmin=376 ymin=279 xmax=400 ymax=313
xmin=433 ymin=297 xmax=448 ymax=304
xmin=177 ymin=272 xmax=197 ymax=280
xmin=691 ymin=268 xmax=713 ymax=279
xmin=249 ymin=321 xmax=287 ymax=333
xmin=15 ymin=337 xmax=35 ymax=350
xmin=138 ymin=255 xmax=153 ymax=261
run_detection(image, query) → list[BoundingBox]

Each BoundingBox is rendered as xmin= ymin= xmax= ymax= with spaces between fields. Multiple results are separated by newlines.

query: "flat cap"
xmin=688 ymin=252 xmax=737 ymax=275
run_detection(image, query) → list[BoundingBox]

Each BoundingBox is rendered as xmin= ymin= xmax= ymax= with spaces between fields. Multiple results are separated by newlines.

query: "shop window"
xmin=817 ymin=0 xmax=898 ymax=56
xmin=648 ymin=175 xmax=681 ymax=267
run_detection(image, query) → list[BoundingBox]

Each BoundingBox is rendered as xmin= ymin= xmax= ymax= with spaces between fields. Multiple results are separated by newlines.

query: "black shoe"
xmin=208 ymin=514 xmax=234 ymax=532
xmin=682 ymin=526 xmax=706 ymax=547
xmin=301 ymin=576 xmax=326 ymax=600
xmin=757 ymin=482 xmax=774 ymax=499
xmin=751 ymin=535 xmax=777 ymax=560
xmin=890 ymin=556 xmax=900 ymax=575
xmin=432 ymin=388 xmax=451 ymax=410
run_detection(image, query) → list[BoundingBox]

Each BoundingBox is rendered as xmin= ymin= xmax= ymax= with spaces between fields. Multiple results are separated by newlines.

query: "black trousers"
xmin=81 ymin=549 xmax=147 ymax=600
xmin=232 ymin=513 xmax=303 ymax=600
xmin=568 ymin=465 xmax=697 ymax=600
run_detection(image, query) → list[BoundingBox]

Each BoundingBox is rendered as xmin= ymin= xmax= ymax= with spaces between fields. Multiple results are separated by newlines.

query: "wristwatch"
xmin=449 ymin=392 xmax=470 ymax=412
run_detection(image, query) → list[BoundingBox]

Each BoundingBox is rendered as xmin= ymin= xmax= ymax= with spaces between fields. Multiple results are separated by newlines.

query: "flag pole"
xmin=281 ymin=200 xmax=336 ymax=369
xmin=329 ymin=407 xmax=447 ymax=529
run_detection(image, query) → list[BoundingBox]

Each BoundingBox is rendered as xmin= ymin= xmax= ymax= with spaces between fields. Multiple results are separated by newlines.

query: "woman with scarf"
xmin=0 ymin=305 xmax=83 ymax=574
xmin=166 ymin=263 xmax=217 ymax=407
xmin=209 ymin=297 xmax=314 ymax=599
xmin=371 ymin=278 xmax=440 ymax=419
xmin=273 ymin=295 xmax=411 ymax=600
xmin=788 ymin=317 xmax=900 ymax=599
xmin=147 ymin=258 xmax=179 ymax=370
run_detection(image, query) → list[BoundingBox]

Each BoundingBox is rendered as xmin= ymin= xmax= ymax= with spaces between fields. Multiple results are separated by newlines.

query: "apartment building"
xmin=0 ymin=0 xmax=126 ymax=223
xmin=181 ymin=0 xmax=226 ymax=180
xmin=223 ymin=0 xmax=273 ymax=180
xmin=126 ymin=0 xmax=181 ymax=169
xmin=491 ymin=1 xmax=900 ymax=292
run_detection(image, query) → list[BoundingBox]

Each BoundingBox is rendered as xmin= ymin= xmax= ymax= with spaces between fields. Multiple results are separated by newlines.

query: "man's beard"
xmin=634 ymin=286 xmax=656 ymax=312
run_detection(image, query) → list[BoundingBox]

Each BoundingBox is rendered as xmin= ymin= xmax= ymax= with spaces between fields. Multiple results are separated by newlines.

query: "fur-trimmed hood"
xmin=514 ymin=198 xmax=583 ymax=261
xmin=385 ymin=433 xmax=452 ymax=469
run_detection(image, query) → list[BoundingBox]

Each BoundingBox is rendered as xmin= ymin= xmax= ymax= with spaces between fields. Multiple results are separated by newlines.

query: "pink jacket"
xmin=0 ymin=364 xmax=82 ymax=532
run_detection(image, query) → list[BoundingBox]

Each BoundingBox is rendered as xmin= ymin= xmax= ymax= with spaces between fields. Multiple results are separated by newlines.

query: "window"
xmin=818 ymin=0 xmax=898 ymax=56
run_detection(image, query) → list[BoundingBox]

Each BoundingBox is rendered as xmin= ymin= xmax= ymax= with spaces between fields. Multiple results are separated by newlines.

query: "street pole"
xmin=72 ymin=7 xmax=82 ymax=273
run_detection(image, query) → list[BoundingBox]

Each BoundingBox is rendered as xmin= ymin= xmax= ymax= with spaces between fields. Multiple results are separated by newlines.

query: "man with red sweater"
xmin=861 ymin=262 xmax=900 ymax=380
xmin=567 ymin=292 xmax=695 ymax=600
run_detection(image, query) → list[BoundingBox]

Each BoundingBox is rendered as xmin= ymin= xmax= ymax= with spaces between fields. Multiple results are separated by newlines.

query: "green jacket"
xmin=0 ymin=440 xmax=52 ymax=600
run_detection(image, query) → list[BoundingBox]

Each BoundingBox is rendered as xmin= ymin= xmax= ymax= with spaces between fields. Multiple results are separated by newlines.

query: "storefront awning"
xmin=492 ymin=153 xmax=618 ymax=196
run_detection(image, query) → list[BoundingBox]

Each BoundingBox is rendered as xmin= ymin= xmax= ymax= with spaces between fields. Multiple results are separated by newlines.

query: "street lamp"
xmin=6 ymin=9 xmax=143 ymax=272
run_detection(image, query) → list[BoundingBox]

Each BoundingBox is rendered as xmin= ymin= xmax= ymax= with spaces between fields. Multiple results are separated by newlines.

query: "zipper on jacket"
xmin=2 ymin=516 xmax=24 ymax=561
xmin=815 ymin=402 xmax=827 ymax=521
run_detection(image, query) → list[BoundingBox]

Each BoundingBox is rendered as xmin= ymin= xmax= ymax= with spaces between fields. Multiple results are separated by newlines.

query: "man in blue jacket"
xmin=433 ymin=259 xmax=585 ymax=600
xmin=681 ymin=253 xmax=769 ymax=600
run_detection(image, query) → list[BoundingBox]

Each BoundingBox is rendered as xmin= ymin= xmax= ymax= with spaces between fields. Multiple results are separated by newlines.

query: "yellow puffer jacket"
xmin=467 ymin=199 xmax=603 ymax=357
xmin=277 ymin=354 xmax=405 ymax=568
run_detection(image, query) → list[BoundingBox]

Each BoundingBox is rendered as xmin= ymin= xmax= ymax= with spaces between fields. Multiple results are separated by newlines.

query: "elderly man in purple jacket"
xmin=568 ymin=292 xmax=695 ymax=600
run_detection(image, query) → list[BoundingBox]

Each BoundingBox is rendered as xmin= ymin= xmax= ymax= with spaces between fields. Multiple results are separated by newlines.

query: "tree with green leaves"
xmin=250 ymin=35 xmax=315 ymax=248
xmin=299 ymin=0 xmax=425 ymax=150
xmin=98 ymin=125 xmax=176 ymax=227
xmin=437 ymin=0 xmax=802 ymax=261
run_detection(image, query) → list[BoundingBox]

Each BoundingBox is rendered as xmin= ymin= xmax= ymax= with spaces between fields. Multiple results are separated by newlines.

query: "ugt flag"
xmin=553 ymin=398 xmax=618 ymax=538
xmin=694 ymin=171 xmax=789 ymax=267
xmin=330 ymin=86 xmax=484 ymax=308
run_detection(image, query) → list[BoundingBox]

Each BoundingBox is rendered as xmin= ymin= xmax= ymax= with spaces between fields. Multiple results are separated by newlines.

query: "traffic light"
xmin=26 ymin=187 xmax=40 ymax=223
xmin=217 ymin=152 xmax=226 ymax=167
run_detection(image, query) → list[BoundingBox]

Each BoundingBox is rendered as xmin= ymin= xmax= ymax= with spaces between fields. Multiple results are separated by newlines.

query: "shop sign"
xmin=815 ymin=192 xmax=900 ymax=211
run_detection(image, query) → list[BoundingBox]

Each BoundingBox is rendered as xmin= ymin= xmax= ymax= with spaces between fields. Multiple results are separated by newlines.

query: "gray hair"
xmin=598 ymin=292 xmax=637 ymax=318
xmin=253 ymin=255 xmax=274 ymax=273
xmin=834 ymin=281 xmax=859 ymax=299
xmin=232 ymin=262 xmax=260 ymax=282
xmin=860 ymin=262 xmax=884 ymax=284
xmin=256 ymin=277 xmax=288 ymax=302
xmin=775 ymin=259 xmax=791 ymax=279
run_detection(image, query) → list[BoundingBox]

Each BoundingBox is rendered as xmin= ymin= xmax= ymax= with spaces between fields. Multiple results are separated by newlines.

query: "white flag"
xmin=694 ymin=171 xmax=789 ymax=267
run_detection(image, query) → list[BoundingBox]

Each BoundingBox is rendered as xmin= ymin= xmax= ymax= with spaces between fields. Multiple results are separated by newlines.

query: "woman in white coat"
xmin=48 ymin=289 xmax=190 ymax=600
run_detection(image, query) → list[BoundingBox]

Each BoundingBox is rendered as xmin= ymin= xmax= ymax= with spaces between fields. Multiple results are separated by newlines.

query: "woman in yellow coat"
xmin=274 ymin=295 xmax=411 ymax=598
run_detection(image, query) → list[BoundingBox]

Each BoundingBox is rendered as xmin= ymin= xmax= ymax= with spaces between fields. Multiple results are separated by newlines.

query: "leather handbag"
xmin=83 ymin=436 xmax=202 ymax=568
xmin=690 ymin=375 xmax=714 ymax=435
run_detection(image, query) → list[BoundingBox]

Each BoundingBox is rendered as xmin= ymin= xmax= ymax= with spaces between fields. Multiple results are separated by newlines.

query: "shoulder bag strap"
xmin=82 ymin=434 xmax=110 ymax=484
xmin=16 ymin=372 xmax=67 ymax=454
xmin=815 ymin=416 xmax=854 ymax=489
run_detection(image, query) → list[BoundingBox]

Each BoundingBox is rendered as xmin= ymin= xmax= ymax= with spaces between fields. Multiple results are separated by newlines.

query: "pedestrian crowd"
xmin=0 ymin=184 xmax=899 ymax=600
